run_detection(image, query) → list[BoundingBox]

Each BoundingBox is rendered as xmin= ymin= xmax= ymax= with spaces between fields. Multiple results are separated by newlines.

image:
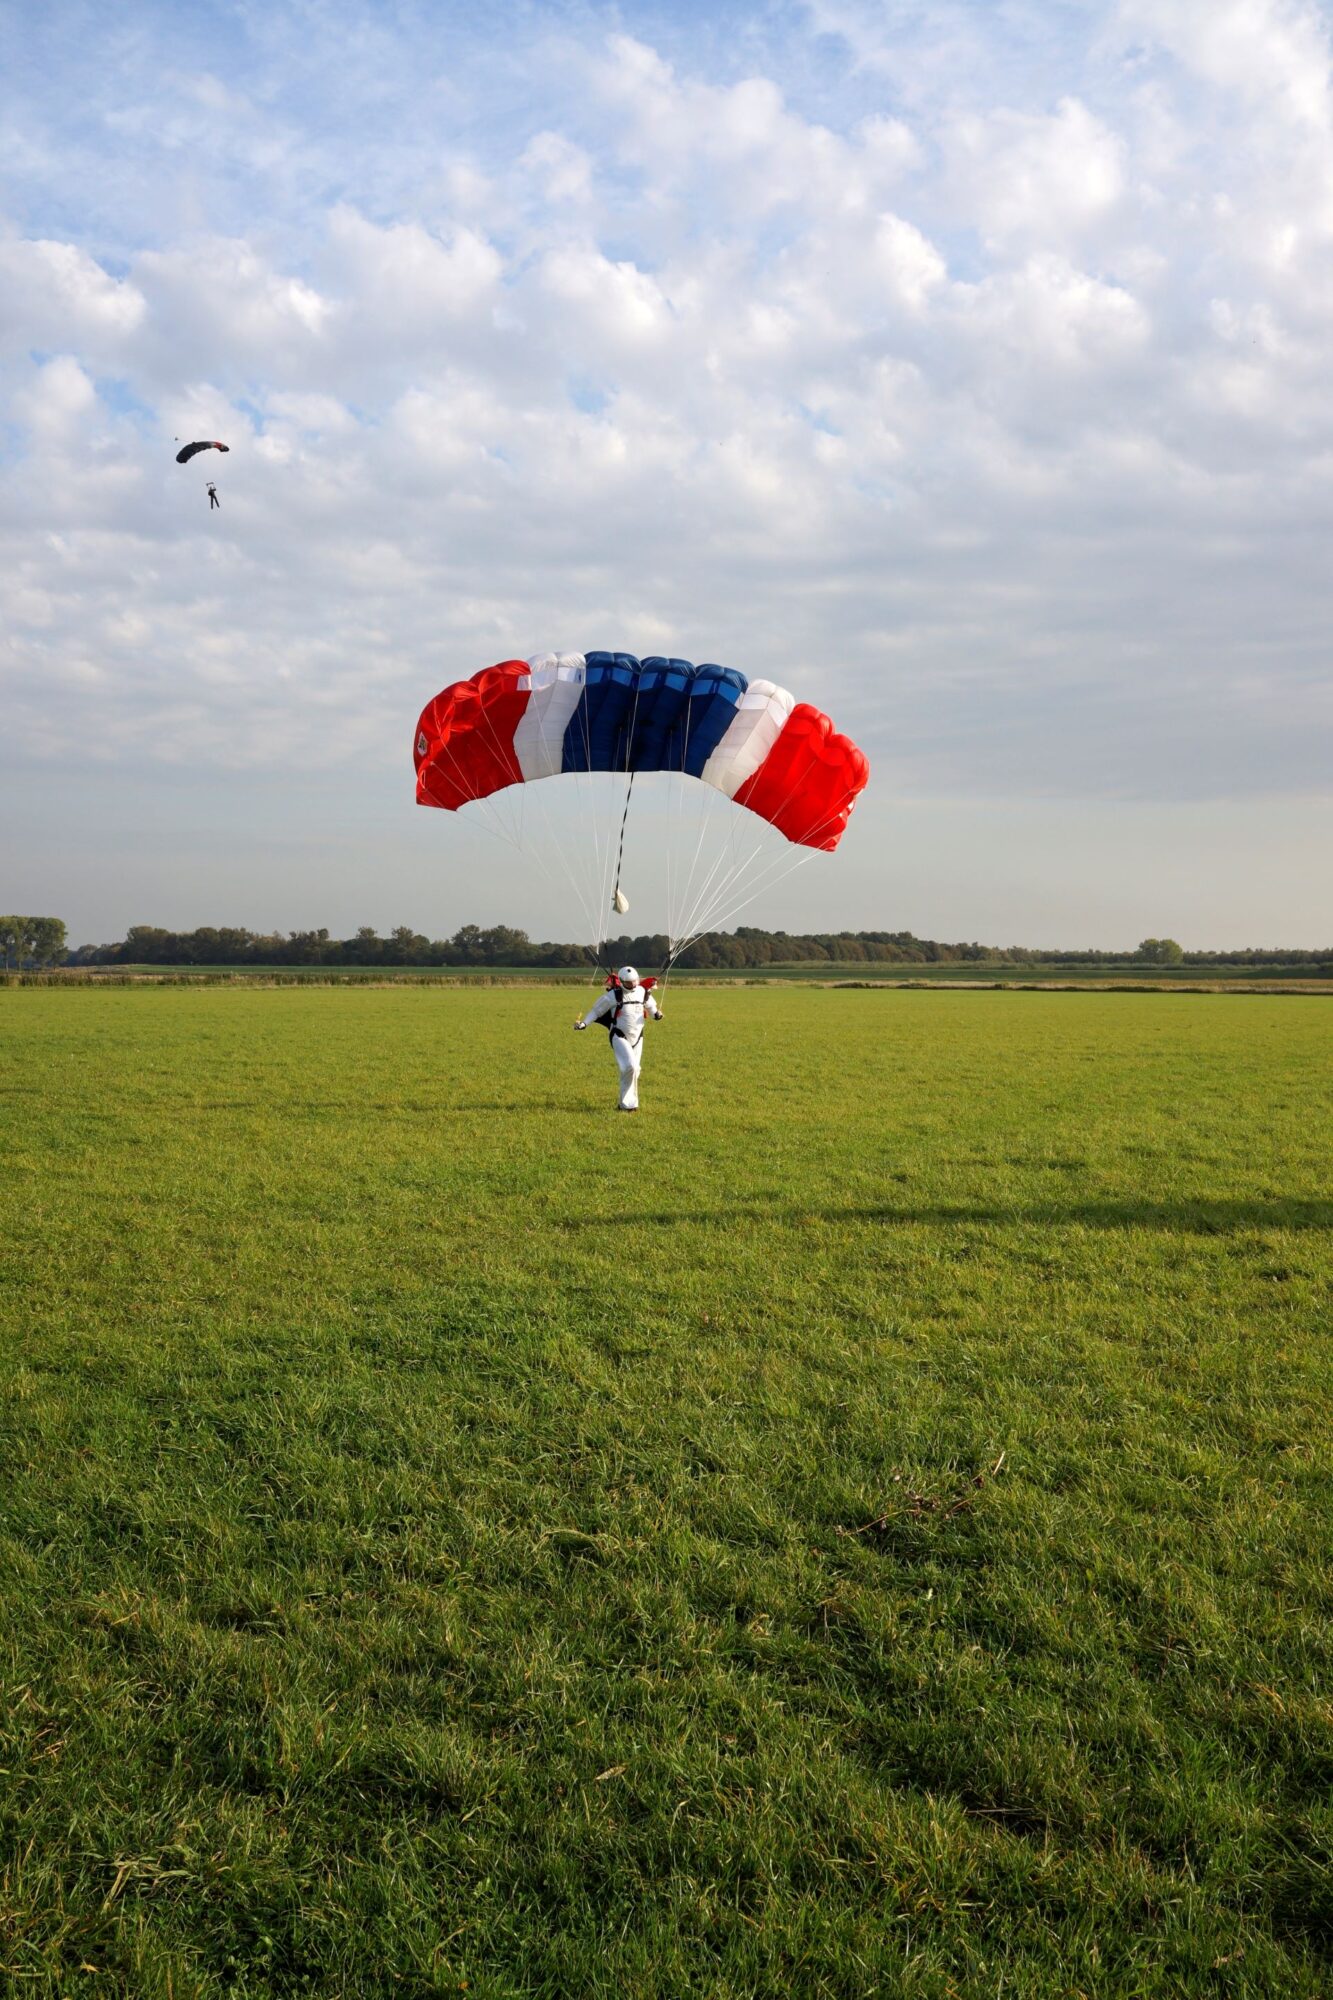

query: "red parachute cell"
xmin=414 ymin=660 xmax=529 ymax=811
xmin=731 ymin=703 xmax=869 ymax=851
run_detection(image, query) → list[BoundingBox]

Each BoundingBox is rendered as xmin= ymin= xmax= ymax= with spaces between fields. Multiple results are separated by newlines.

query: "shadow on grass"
xmin=560 ymin=1198 xmax=1332 ymax=1234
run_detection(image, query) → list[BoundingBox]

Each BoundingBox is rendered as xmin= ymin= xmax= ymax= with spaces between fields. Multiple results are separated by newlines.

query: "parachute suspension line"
xmin=570 ymin=696 xmax=613 ymax=972
xmin=664 ymin=759 xmax=710 ymax=977
xmin=664 ymin=797 xmax=846 ymax=973
xmin=665 ymin=690 xmax=772 ymax=968
xmin=666 ymin=696 xmax=803 ymax=970
xmin=666 ymin=789 xmax=854 ymax=962
xmin=665 ymin=697 xmax=719 ymax=969
xmin=579 ymin=789 xmax=616 ymax=985
xmin=678 ymin=809 xmax=790 ymax=937
xmin=517 ymin=773 xmax=605 ymax=981
xmin=509 ymin=674 xmax=610 ymax=982
xmin=576 ymin=708 xmax=624 ymax=988
xmin=672 ymin=793 xmax=749 ymax=945
xmin=668 ymin=792 xmax=719 ymax=962
xmin=424 ymin=727 xmax=523 ymax=855
xmin=673 ymin=844 xmax=817 ymax=957
xmin=676 ymin=792 xmax=846 ymax=942
xmin=469 ymin=704 xmax=523 ymax=850
xmin=668 ymin=681 xmax=867 ymax=960
xmin=440 ymin=674 xmax=601 ymax=979
xmin=668 ymin=779 xmax=775 ymax=969
xmin=660 ymin=726 xmax=718 ymax=988
xmin=668 ymin=695 xmax=700 ymax=963
xmin=611 ymin=771 xmax=634 ymax=918
xmin=424 ymin=713 xmax=578 ymax=970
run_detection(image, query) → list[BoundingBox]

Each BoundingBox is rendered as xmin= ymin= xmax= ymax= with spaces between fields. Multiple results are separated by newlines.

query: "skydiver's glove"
xmin=573 ymin=1020 xmax=587 ymax=1031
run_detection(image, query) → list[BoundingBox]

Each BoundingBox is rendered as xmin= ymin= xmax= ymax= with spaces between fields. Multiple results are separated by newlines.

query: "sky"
xmin=2 ymin=0 xmax=1331 ymax=951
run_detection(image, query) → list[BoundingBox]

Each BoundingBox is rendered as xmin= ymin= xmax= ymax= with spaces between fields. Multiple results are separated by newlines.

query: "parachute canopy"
xmin=175 ymin=440 xmax=230 ymax=464
xmin=414 ymin=652 xmax=868 ymax=851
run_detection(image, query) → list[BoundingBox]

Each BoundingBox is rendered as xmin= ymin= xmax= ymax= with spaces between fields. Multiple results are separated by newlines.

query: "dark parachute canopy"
xmin=175 ymin=440 xmax=230 ymax=464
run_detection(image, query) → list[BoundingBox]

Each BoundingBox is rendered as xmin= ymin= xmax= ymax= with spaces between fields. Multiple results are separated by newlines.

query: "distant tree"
xmin=184 ymin=926 xmax=222 ymax=963
xmin=476 ymin=925 xmax=533 ymax=964
xmin=1138 ymin=937 xmax=1184 ymax=965
xmin=0 ymin=916 xmax=67 ymax=969
xmin=27 ymin=917 xmax=68 ymax=967
xmin=387 ymin=925 xmax=431 ymax=963
xmin=284 ymin=928 xmax=332 ymax=964
xmin=121 ymin=925 xmax=174 ymax=964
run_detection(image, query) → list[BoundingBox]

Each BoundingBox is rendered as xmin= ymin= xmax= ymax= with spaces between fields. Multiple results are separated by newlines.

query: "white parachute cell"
xmin=700 ymin=679 xmax=795 ymax=799
xmin=514 ymin=654 xmax=586 ymax=781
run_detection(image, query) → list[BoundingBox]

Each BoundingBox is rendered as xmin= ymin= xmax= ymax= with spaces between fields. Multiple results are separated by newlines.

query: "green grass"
xmin=2 ymin=987 xmax=1331 ymax=1998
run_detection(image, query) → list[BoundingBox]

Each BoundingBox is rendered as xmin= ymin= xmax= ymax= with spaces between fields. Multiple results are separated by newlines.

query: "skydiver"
xmin=574 ymin=965 xmax=662 ymax=1111
xmin=207 ymin=482 xmax=220 ymax=509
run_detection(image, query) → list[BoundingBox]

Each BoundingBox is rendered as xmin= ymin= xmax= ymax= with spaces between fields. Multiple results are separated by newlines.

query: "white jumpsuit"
xmin=580 ymin=985 xmax=661 ymax=1109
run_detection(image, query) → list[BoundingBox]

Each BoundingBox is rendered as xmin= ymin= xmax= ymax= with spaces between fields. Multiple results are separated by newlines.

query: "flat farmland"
xmin=1 ymin=987 xmax=1331 ymax=1998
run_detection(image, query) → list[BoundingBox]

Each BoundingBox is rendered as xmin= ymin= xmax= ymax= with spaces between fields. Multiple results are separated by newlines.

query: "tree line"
xmin=39 ymin=922 xmax=1333 ymax=970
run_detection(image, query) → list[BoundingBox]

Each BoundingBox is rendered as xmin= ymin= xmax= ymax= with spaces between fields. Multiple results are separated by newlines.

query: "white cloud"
xmin=960 ymin=254 xmax=1148 ymax=369
xmin=590 ymin=33 xmax=919 ymax=222
xmin=539 ymin=244 xmax=673 ymax=346
xmin=14 ymin=353 xmax=98 ymax=434
xmin=326 ymin=208 xmax=502 ymax=327
xmin=0 ymin=236 xmax=145 ymax=356
xmin=872 ymin=213 xmax=947 ymax=309
xmin=1117 ymin=0 xmax=1333 ymax=132
xmin=945 ymin=98 xmax=1126 ymax=253
xmin=519 ymin=132 xmax=595 ymax=207
xmin=132 ymin=238 xmax=331 ymax=383
xmin=1113 ymin=0 xmax=1333 ymax=280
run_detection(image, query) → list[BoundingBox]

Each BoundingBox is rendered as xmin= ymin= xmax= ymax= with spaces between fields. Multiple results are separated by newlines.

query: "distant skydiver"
xmin=575 ymin=966 xmax=661 ymax=1112
xmin=207 ymin=482 xmax=220 ymax=509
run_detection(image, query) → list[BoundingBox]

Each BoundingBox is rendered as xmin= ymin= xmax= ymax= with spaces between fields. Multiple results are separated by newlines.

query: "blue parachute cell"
xmin=561 ymin=655 xmax=749 ymax=777
xmin=677 ymin=664 xmax=747 ymax=776
xmin=630 ymin=657 xmax=692 ymax=770
xmin=563 ymin=652 xmax=639 ymax=772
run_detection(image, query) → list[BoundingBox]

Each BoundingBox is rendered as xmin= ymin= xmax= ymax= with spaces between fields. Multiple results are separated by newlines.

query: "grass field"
xmin=2 ymin=986 xmax=1331 ymax=1998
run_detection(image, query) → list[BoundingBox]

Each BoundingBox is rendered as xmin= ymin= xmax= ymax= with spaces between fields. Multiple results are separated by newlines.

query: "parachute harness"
xmin=605 ymin=974 xmax=656 ymax=1044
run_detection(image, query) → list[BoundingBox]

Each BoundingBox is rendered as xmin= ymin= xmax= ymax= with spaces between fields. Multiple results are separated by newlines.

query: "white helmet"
xmin=617 ymin=965 xmax=640 ymax=987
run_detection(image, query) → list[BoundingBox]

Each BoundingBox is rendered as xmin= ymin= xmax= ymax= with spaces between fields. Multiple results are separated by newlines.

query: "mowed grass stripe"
xmin=2 ymin=988 xmax=1331 ymax=1998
